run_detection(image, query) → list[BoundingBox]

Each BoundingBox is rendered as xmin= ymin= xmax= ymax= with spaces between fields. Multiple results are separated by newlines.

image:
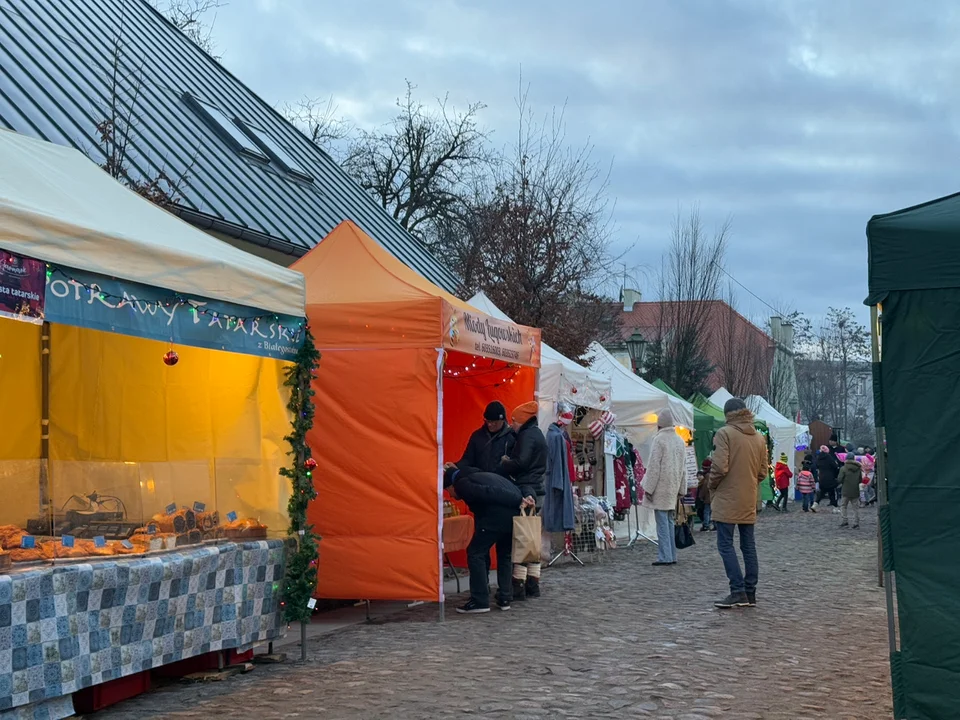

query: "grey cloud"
xmin=210 ymin=0 xmax=960 ymax=323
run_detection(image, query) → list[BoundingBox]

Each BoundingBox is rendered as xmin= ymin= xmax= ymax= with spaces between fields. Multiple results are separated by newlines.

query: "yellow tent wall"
xmin=0 ymin=320 xmax=292 ymax=532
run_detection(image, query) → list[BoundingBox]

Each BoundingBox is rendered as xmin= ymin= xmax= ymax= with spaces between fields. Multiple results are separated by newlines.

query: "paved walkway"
xmin=94 ymin=503 xmax=893 ymax=719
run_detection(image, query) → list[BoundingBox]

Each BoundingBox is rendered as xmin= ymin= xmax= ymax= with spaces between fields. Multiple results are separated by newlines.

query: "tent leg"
xmin=871 ymin=305 xmax=897 ymax=658
xmin=39 ymin=321 xmax=51 ymax=524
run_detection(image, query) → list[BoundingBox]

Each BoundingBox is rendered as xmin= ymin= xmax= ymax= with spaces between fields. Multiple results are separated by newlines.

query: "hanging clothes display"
xmin=613 ymin=455 xmax=630 ymax=513
xmin=543 ymin=423 xmax=576 ymax=532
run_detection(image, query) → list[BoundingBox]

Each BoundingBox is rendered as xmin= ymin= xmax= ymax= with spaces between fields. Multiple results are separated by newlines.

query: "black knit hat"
xmin=723 ymin=397 xmax=747 ymax=414
xmin=484 ymin=401 xmax=506 ymax=421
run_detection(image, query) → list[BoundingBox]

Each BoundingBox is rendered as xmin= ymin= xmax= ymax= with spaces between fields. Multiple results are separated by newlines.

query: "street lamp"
xmin=625 ymin=330 xmax=647 ymax=375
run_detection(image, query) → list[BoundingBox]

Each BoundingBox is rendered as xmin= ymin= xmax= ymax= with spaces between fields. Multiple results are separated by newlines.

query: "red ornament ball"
xmin=304 ymin=457 xmax=317 ymax=471
xmin=162 ymin=350 xmax=179 ymax=366
xmin=600 ymin=395 xmax=607 ymax=402
xmin=571 ymin=387 xmax=578 ymax=394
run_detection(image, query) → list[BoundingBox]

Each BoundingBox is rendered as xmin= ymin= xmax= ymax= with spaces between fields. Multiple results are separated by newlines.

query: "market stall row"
xmin=0 ymin=131 xmax=306 ymax=718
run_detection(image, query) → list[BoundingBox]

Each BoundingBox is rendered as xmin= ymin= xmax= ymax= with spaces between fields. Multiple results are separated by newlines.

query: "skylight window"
xmin=242 ymin=124 xmax=314 ymax=182
xmin=184 ymin=94 xmax=267 ymax=161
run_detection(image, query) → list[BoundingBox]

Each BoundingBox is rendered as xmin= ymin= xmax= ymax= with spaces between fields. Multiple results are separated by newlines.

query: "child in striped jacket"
xmin=797 ymin=459 xmax=817 ymax=512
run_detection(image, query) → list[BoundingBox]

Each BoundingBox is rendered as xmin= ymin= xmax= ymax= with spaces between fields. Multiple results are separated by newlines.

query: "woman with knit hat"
xmin=500 ymin=400 xmax=548 ymax=600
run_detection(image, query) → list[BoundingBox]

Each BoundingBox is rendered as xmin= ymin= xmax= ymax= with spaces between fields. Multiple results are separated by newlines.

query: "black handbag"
xmin=675 ymin=522 xmax=695 ymax=550
xmin=674 ymin=498 xmax=695 ymax=549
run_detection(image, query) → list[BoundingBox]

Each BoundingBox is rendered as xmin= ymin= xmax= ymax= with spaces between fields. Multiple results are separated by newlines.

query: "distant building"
xmin=608 ymin=289 xmax=775 ymax=397
xmin=0 ymin=0 xmax=457 ymax=291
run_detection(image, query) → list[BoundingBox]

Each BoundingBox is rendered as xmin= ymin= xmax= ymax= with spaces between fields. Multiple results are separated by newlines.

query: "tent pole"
xmin=870 ymin=305 xmax=897 ymax=658
xmin=39 ymin=321 xmax=51 ymax=522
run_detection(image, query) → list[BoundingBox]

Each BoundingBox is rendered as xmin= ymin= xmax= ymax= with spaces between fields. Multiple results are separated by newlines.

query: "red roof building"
xmin=613 ymin=292 xmax=774 ymax=397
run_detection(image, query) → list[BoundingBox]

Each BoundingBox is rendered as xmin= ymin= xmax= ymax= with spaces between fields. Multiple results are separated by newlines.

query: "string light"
xmin=44 ymin=264 xmax=306 ymax=334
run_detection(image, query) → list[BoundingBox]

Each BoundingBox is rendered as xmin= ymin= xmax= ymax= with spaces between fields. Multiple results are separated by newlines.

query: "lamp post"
xmin=625 ymin=330 xmax=647 ymax=376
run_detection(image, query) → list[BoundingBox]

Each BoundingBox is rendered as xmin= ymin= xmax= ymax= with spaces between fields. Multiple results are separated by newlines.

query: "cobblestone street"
xmin=95 ymin=504 xmax=892 ymax=719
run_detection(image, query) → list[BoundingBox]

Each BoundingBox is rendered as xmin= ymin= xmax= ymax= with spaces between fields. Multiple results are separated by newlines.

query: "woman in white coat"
xmin=641 ymin=409 xmax=688 ymax=566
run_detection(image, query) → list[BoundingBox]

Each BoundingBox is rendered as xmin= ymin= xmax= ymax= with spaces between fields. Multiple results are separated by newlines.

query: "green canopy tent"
xmin=866 ymin=192 xmax=960 ymax=720
xmin=691 ymin=392 xmax=774 ymax=500
xmin=653 ymin=379 xmax=716 ymax=464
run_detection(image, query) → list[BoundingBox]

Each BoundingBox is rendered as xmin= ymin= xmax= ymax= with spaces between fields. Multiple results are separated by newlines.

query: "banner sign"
xmin=44 ymin=266 xmax=304 ymax=361
xmin=442 ymin=303 xmax=541 ymax=367
xmin=685 ymin=446 xmax=700 ymax=489
xmin=0 ymin=250 xmax=45 ymax=324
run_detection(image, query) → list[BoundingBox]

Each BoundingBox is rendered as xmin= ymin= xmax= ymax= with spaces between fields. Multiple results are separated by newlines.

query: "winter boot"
xmin=512 ymin=578 xmax=527 ymax=602
xmin=525 ymin=577 xmax=541 ymax=599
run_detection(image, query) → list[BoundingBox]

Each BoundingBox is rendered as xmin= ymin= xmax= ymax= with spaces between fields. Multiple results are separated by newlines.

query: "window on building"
xmin=241 ymin=123 xmax=313 ymax=182
xmin=855 ymin=376 xmax=868 ymax=396
xmin=184 ymin=93 xmax=268 ymax=161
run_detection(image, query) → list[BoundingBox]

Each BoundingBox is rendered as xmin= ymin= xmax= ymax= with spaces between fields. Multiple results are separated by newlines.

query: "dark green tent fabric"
xmin=654 ymin=379 xmax=715 ymax=464
xmin=867 ymin=192 xmax=960 ymax=304
xmin=869 ymin=287 xmax=960 ymax=720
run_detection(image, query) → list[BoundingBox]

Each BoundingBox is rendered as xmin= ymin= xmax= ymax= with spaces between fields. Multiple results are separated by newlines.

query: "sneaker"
xmin=810 ymin=506 xmax=817 ymax=513
xmin=745 ymin=592 xmax=756 ymax=607
xmin=852 ymin=524 xmax=859 ymax=529
xmin=714 ymin=593 xmax=750 ymax=609
xmin=839 ymin=521 xmax=849 ymax=528
xmin=496 ymin=597 xmax=511 ymax=611
xmin=456 ymin=599 xmax=490 ymax=614
xmin=811 ymin=502 xmax=818 ymax=511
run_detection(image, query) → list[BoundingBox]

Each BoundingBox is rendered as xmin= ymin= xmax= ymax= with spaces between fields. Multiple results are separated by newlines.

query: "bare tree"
xmin=150 ymin=0 xmax=226 ymax=58
xmin=93 ymin=27 xmax=192 ymax=207
xmin=284 ymin=95 xmax=352 ymax=152
xmin=447 ymin=85 xmax=621 ymax=359
xmin=643 ymin=207 xmax=727 ymax=397
xmin=341 ymin=82 xmax=489 ymax=249
xmin=795 ymin=307 xmax=870 ymax=436
xmin=713 ymin=284 xmax=771 ymax=398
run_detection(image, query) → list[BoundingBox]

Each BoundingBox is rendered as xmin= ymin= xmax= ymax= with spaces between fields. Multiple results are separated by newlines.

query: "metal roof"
xmin=0 ymin=0 xmax=460 ymax=293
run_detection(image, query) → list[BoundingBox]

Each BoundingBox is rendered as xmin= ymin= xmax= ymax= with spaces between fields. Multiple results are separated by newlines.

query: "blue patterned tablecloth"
xmin=0 ymin=539 xmax=287 ymax=719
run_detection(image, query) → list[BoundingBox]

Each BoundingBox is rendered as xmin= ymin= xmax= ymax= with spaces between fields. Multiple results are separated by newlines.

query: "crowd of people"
xmin=445 ymin=393 xmax=876 ymax=616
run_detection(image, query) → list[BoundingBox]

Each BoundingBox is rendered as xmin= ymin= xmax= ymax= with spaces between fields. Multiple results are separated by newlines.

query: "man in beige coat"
xmin=707 ymin=398 xmax=768 ymax=609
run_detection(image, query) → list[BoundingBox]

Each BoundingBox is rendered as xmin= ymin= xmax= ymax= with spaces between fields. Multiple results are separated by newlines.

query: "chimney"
xmin=623 ymin=288 xmax=642 ymax=312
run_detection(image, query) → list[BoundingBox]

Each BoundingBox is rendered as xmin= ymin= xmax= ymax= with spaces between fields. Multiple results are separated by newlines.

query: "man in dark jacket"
xmin=444 ymin=465 xmax=522 ymax=614
xmin=815 ymin=445 xmax=841 ymax=510
xmin=454 ymin=401 xmax=516 ymax=474
xmin=499 ymin=401 xmax=548 ymax=601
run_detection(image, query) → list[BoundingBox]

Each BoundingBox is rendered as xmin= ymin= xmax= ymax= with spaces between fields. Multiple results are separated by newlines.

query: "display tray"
xmin=224 ymin=527 xmax=268 ymax=541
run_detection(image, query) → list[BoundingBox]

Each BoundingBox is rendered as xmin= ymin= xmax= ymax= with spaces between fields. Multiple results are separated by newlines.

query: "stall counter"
xmin=0 ymin=539 xmax=287 ymax=719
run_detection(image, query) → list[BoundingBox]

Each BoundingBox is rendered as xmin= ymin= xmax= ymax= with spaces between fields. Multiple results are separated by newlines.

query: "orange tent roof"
xmin=293 ymin=220 xmax=542 ymax=366
xmin=294 ymin=220 xmax=474 ymax=310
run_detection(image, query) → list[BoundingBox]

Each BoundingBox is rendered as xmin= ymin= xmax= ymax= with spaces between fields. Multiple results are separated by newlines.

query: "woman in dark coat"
xmin=815 ymin=445 xmax=841 ymax=509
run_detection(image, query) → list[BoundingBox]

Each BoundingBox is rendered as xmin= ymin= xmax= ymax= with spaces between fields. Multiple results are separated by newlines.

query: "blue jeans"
xmin=702 ymin=503 xmax=712 ymax=527
xmin=801 ymin=492 xmax=815 ymax=511
xmin=655 ymin=509 xmax=677 ymax=563
xmin=715 ymin=522 xmax=758 ymax=595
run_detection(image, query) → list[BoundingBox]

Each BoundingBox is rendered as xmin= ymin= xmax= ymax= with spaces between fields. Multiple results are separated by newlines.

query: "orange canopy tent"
xmin=293 ymin=221 xmax=542 ymax=603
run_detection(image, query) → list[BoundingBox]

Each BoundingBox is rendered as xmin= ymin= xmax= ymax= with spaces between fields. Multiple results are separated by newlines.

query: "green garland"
xmin=279 ymin=327 xmax=321 ymax=624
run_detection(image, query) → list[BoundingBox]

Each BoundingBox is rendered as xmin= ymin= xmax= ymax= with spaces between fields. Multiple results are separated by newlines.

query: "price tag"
xmin=226 ymin=511 xmax=238 ymax=522
xmin=165 ymin=503 xmax=177 ymax=516
xmin=307 ymin=598 xmax=317 ymax=610
xmin=146 ymin=524 xmax=157 ymax=535
xmin=20 ymin=536 xmax=35 ymax=549
xmin=93 ymin=536 xmax=106 ymax=548
xmin=61 ymin=535 xmax=74 ymax=548
xmin=121 ymin=539 xmax=134 ymax=550
xmin=193 ymin=501 xmax=206 ymax=513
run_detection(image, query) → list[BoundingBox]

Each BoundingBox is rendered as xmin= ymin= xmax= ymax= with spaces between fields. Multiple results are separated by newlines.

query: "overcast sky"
xmin=208 ymin=0 xmax=960 ymax=326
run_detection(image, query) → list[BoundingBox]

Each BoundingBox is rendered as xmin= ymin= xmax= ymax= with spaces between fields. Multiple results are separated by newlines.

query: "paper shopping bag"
xmin=512 ymin=508 xmax=542 ymax=564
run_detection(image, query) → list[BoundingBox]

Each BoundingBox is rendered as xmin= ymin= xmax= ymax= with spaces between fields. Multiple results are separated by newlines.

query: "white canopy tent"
xmin=746 ymin=395 xmax=798 ymax=473
xmin=708 ymin=387 xmax=736 ymax=410
xmin=587 ymin=342 xmax=694 ymax=450
xmin=0 ymin=130 xmax=305 ymax=316
xmin=468 ymin=292 xmax=612 ymax=429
